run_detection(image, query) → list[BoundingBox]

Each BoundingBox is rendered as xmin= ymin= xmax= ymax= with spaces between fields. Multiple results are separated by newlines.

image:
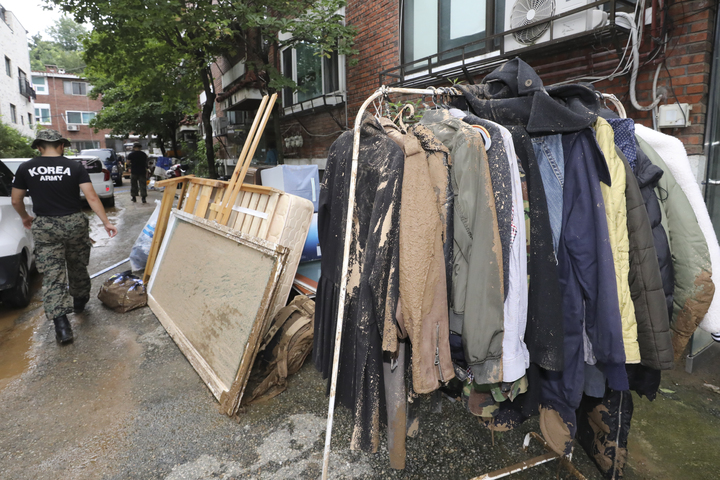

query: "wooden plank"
xmin=195 ymin=185 xmax=214 ymax=218
xmin=187 ymin=177 xmax=229 ymax=188
xmin=155 ymin=176 xmax=188 ymax=188
xmin=142 ymin=185 xmax=177 ymax=284
xmin=211 ymin=95 xmax=270 ymax=222
xmin=239 ymin=184 xmax=275 ymax=195
xmin=177 ymin=177 xmax=192 ymax=211
xmin=218 ymin=93 xmax=278 ymax=225
xmin=257 ymin=192 xmax=280 ymax=240
xmin=183 ymin=183 xmax=201 ymax=215
xmin=248 ymin=194 xmax=269 ymax=237
xmin=241 ymin=193 xmax=261 ymax=234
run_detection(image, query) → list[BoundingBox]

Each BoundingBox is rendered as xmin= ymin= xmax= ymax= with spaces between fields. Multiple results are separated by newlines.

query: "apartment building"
xmin=0 ymin=3 xmax=35 ymax=137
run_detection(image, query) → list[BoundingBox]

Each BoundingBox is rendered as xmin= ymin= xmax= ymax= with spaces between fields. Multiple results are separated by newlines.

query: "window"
xmin=63 ymin=81 xmax=88 ymax=95
xmin=18 ymin=68 xmax=29 ymax=97
xmin=402 ymin=0 xmax=502 ymax=67
xmin=32 ymin=76 xmax=48 ymax=94
xmin=281 ymin=42 xmax=342 ymax=107
xmin=35 ymin=104 xmax=52 ymax=124
xmin=66 ymin=111 xmax=96 ymax=125
xmin=10 ymin=104 xmax=17 ymax=123
xmin=71 ymin=141 xmax=100 ymax=151
xmin=28 ymin=113 xmax=33 ymax=125
xmin=5 ymin=56 xmax=10 ymax=77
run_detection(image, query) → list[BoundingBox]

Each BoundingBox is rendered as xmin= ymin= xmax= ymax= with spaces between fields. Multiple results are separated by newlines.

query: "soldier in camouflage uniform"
xmin=11 ymin=129 xmax=118 ymax=344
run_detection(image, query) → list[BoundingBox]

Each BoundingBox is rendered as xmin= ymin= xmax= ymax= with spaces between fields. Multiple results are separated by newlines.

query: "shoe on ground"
xmin=142 ymin=197 xmax=147 ymax=203
xmin=53 ymin=315 xmax=74 ymax=344
xmin=131 ymin=197 xmax=136 ymax=202
xmin=73 ymin=295 xmax=90 ymax=313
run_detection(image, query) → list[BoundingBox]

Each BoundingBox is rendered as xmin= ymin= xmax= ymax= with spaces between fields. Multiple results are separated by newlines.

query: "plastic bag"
xmin=129 ymin=200 xmax=161 ymax=272
xmin=97 ymin=271 xmax=147 ymax=313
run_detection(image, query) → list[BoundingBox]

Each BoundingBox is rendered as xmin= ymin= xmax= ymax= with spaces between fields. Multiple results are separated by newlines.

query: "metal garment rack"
xmin=321 ymin=85 xmax=584 ymax=480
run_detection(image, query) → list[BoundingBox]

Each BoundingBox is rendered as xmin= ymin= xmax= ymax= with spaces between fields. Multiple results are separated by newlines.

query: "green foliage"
xmin=0 ymin=121 xmax=37 ymax=158
xmin=29 ymin=16 xmax=87 ymax=72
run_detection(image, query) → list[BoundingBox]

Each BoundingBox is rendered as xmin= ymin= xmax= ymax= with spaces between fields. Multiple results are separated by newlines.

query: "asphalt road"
xmin=1 ymin=185 xmax=718 ymax=479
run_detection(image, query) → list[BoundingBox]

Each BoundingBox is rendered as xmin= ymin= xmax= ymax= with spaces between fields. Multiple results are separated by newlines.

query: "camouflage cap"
xmin=31 ymin=129 xmax=72 ymax=149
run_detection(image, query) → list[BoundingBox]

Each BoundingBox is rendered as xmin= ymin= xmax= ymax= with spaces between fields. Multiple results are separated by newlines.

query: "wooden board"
xmin=147 ymin=210 xmax=288 ymax=415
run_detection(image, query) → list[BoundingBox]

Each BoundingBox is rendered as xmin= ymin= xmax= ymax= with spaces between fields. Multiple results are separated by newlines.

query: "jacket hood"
xmin=633 ymin=139 xmax=664 ymax=190
xmin=453 ymin=58 xmax=600 ymax=135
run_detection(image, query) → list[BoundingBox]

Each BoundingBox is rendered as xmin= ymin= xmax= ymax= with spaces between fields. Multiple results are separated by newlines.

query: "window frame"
xmin=10 ymin=104 xmax=17 ymax=123
xmin=279 ymin=42 xmax=345 ymax=111
xmin=402 ymin=0 xmax=500 ymax=70
xmin=35 ymin=104 xmax=52 ymax=125
xmin=63 ymin=80 xmax=88 ymax=96
xmin=65 ymin=110 xmax=96 ymax=125
xmin=5 ymin=56 xmax=11 ymax=77
xmin=32 ymin=76 xmax=48 ymax=95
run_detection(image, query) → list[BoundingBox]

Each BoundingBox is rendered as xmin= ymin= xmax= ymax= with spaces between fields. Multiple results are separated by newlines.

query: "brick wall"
xmin=276 ymin=0 xmax=716 ymax=165
xmin=33 ymin=70 xmax=112 ymax=149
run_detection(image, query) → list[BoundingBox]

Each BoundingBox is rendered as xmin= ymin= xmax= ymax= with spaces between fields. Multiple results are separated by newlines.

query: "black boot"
xmin=73 ymin=295 xmax=90 ymax=313
xmin=131 ymin=196 xmax=136 ymax=202
xmin=53 ymin=315 xmax=74 ymax=344
xmin=141 ymin=197 xmax=147 ymax=203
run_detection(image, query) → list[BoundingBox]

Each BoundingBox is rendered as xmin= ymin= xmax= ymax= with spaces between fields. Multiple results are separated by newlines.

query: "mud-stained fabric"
xmin=462 ymin=375 xmax=528 ymax=418
xmin=314 ymin=113 xmax=404 ymax=452
xmin=594 ymin=118 xmax=641 ymax=364
xmin=420 ymin=109 xmax=505 ymax=384
xmin=379 ymin=118 xmax=455 ymax=393
xmin=635 ymin=135 xmax=715 ymax=360
xmin=620 ymin=148 xmax=674 ymax=371
xmin=462 ymin=115 xmax=513 ymax=300
xmin=576 ymin=389 xmax=633 ymax=479
xmin=32 ymin=212 xmax=92 ymax=320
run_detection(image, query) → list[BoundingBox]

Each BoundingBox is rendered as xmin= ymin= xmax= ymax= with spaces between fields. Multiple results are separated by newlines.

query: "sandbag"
xmin=242 ymin=295 xmax=315 ymax=405
xmin=97 ymin=271 xmax=148 ymax=313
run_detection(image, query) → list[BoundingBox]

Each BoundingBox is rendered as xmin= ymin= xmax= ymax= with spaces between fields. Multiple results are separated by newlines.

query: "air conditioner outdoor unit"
xmin=67 ymin=125 xmax=79 ymax=131
xmin=504 ymin=0 xmax=608 ymax=53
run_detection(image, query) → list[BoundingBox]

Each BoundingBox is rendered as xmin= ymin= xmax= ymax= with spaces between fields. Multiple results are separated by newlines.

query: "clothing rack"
xmin=321 ymin=85 xmax=584 ymax=480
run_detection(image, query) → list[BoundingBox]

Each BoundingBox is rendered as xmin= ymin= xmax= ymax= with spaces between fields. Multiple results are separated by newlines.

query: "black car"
xmin=80 ymin=148 xmax=124 ymax=186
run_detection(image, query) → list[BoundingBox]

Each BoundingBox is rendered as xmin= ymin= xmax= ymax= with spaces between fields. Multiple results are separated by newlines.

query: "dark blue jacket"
xmin=559 ymin=129 xmax=628 ymax=391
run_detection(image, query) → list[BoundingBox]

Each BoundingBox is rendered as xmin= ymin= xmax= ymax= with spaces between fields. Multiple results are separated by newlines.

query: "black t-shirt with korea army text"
xmin=13 ymin=156 xmax=91 ymax=216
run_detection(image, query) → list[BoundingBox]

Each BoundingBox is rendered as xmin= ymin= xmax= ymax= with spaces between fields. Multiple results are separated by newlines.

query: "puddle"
xmin=0 ymin=276 xmax=43 ymax=391
xmin=87 ymin=206 xmax=123 ymax=247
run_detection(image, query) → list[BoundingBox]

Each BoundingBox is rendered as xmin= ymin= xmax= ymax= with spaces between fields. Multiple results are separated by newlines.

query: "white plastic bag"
xmin=129 ymin=200 xmax=161 ymax=272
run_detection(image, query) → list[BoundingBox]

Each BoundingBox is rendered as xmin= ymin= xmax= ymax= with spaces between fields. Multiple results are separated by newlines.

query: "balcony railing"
xmin=380 ymin=0 xmax=636 ymax=88
xmin=19 ymin=79 xmax=36 ymax=100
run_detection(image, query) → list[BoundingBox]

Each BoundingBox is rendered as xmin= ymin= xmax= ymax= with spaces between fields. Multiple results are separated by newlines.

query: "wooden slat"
xmin=240 ymin=193 xmax=261 ymax=234
xmin=177 ymin=177 xmax=192 ymax=211
xmin=195 ymin=185 xmax=214 ymax=218
xmin=232 ymin=189 xmax=252 ymax=230
xmin=183 ymin=183 xmax=201 ymax=215
xmin=248 ymin=194 xmax=269 ymax=237
xmin=142 ymin=185 xmax=177 ymax=284
xmin=155 ymin=176 xmax=188 ymax=188
xmin=257 ymin=192 xmax=279 ymax=240
xmin=239 ymin=184 xmax=275 ymax=195
xmin=218 ymin=94 xmax=278 ymax=225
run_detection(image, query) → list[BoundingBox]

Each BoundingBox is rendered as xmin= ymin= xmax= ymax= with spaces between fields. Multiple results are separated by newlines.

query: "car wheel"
xmin=103 ymin=195 xmax=115 ymax=208
xmin=1 ymin=256 xmax=31 ymax=308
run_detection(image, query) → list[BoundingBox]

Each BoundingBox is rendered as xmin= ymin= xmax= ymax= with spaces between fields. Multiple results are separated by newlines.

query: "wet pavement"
xmin=1 ymin=186 xmax=719 ymax=479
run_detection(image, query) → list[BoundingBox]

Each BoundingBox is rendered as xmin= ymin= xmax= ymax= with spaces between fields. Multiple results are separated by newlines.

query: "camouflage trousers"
xmin=131 ymin=174 xmax=147 ymax=199
xmin=32 ymin=212 xmax=92 ymax=320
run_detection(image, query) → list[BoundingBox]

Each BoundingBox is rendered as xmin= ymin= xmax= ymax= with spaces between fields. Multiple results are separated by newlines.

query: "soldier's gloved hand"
xmin=105 ymin=222 xmax=118 ymax=238
xmin=22 ymin=216 xmax=34 ymax=229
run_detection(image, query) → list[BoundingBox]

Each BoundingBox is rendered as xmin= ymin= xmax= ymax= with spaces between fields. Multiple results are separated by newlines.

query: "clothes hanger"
xmin=602 ymin=93 xmax=627 ymax=119
xmin=392 ymin=103 xmax=415 ymax=133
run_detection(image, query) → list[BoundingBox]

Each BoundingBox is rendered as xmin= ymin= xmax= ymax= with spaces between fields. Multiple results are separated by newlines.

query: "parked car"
xmin=0 ymin=159 xmax=34 ymax=307
xmin=80 ymin=148 xmax=124 ymax=187
xmin=66 ymin=155 xmax=116 ymax=207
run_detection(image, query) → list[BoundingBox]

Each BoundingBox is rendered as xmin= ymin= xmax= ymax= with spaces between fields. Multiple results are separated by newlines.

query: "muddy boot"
xmin=53 ymin=315 xmax=74 ymax=344
xmin=131 ymin=196 xmax=136 ymax=202
xmin=73 ymin=295 xmax=90 ymax=313
xmin=142 ymin=197 xmax=147 ymax=204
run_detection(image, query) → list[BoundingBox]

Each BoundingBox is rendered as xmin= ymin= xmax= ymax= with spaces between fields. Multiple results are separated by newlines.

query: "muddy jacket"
xmin=633 ymin=142 xmax=674 ymax=323
xmin=379 ymin=118 xmax=455 ymax=393
xmin=420 ymin=109 xmax=505 ymax=384
xmin=314 ymin=113 xmax=404 ymax=452
xmin=635 ymin=134 xmax=714 ymax=360
xmin=594 ymin=118 xmax=640 ymax=364
xmin=620 ymin=149 xmax=674 ymax=370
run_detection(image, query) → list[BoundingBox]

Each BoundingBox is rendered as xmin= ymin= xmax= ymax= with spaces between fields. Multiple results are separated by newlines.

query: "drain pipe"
xmin=617 ymin=12 xmax=663 ymax=112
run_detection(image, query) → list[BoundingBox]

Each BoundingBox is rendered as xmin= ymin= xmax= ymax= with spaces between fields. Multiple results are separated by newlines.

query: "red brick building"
xmin=30 ymin=65 xmax=111 ymax=151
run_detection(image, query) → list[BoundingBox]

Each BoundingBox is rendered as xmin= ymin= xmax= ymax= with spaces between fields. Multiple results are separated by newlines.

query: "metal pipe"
xmin=90 ymin=257 xmax=130 ymax=279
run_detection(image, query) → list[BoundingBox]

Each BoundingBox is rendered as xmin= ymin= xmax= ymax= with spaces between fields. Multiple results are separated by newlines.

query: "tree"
xmin=83 ymin=34 xmax=199 ymax=156
xmin=0 ymin=121 xmax=36 ymax=158
xmin=29 ymin=15 xmax=87 ymax=72
xmin=47 ymin=0 xmax=357 ymax=178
